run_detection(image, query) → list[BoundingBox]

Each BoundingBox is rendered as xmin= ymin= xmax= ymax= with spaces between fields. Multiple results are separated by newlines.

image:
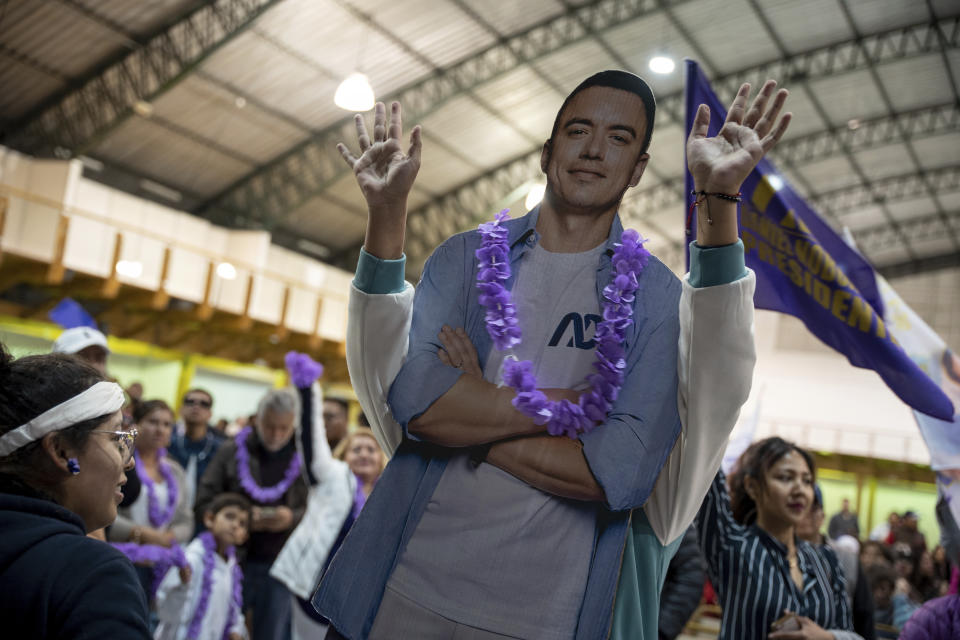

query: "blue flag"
xmin=48 ymin=298 xmax=98 ymax=330
xmin=683 ymin=59 xmax=954 ymax=421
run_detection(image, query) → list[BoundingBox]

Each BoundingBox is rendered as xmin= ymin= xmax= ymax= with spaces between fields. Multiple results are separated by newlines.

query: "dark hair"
xmin=205 ymin=492 xmax=252 ymax=520
xmin=866 ymin=562 xmax=897 ymax=591
xmin=548 ymin=70 xmax=657 ymax=155
xmin=183 ymin=388 xmax=213 ymax=406
xmin=0 ymin=344 xmax=112 ymax=492
xmin=728 ymin=437 xmax=816 ymax=525
xmin=133 ymin=399 xmax=173 ymax=424
xmin=324 ymin=397 xmax=349 ymax=414
xmin=861 ymin=540 xmax=895 ymax=565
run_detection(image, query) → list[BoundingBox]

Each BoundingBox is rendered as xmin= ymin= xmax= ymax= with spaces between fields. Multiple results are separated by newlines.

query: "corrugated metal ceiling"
xmin=0 ymin=0 xmax=957 ymax=281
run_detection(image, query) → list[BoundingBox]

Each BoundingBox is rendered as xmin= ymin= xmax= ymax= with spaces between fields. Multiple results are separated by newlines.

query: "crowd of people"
xmin=0 ymin=326 xmax=386 ymax=639
xmin=1 ymin=64 xmax=958 ymax=640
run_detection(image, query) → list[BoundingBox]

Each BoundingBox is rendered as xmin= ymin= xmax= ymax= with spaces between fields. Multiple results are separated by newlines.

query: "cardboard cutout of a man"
xmin=315 ymin=71 xmax=791 ymax=639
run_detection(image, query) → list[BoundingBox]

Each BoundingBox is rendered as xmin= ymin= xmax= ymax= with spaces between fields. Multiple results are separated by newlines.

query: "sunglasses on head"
xmin=183 ymin=398 xmax=212 ymax=408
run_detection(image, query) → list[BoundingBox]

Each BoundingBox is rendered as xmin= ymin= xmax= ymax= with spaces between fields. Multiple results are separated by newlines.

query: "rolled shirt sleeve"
xmin=387 ymin=236 xmax=471 ymax=440
xmin=688 ymin=240 xmax=748 ymax=288
xmin=578 ymin=262 xmax=683 ymax=512
xmin=353 ymin=248 xmax=407 ymax=295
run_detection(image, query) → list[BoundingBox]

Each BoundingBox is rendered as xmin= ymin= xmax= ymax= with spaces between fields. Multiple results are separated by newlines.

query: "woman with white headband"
xmin=0 ymin=345 xmax=151 ymax=638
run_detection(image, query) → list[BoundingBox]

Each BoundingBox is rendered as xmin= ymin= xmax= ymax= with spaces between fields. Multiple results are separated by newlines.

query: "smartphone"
xmin=771 ymin=613 xmax=800 ymax=632
xmin=260 ymin=507 xmax=277 ymax=519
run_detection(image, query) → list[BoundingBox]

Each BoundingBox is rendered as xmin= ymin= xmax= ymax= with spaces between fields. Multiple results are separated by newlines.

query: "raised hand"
xmin=687 ymin=79 xmax=791 ymax=194
xmin=338 ymin=102 xmax=422 ymax=260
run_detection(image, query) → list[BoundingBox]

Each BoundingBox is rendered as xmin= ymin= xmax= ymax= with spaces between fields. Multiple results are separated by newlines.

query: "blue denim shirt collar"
xmin=504 ymin=205 xmax=625 ymax=302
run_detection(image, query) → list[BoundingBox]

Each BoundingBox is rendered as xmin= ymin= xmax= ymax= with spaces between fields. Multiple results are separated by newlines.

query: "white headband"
xmin=0 ymin=381 xmax=125 ymax=457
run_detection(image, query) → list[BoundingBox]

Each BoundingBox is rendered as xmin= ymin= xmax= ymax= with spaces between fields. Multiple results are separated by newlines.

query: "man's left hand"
xmin=687 ymin=79 xmax=791 ymax=194
xmin=686 ymin=80 xmax=792 ymax=246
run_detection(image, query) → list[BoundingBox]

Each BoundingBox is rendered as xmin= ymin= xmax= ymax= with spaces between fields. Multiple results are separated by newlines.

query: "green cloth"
xmin=354 ymin=247 xmax=406 ymax=294
xmin=609 ymin=510 xmax=684 ymax=640
xmin=688 ymin=240 xmax=747 ymax=288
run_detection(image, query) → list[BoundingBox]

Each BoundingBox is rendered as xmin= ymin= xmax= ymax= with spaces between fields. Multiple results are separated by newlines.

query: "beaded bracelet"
xmin=688 ymin=190 xmax=743 ymax=226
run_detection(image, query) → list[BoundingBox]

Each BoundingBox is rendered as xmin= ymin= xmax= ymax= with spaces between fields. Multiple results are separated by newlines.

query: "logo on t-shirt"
xmin=548 ymin=313 xmax=603 ymax=350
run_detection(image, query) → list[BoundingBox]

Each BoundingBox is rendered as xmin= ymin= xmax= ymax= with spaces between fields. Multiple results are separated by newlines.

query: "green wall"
xmin=0 ymin=321 xmax=276 ymax=421
xmin=1 ymin=330 xmax=53 ymax=357
xmin=109 ymin=353 xmax=183 ymax=407
xmin=818 ymin=475 xmax=940 ymax=547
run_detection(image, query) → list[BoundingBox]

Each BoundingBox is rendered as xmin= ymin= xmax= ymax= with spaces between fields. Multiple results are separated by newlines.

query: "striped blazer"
xmin=697 ymin=470 xmax=861 ymax=640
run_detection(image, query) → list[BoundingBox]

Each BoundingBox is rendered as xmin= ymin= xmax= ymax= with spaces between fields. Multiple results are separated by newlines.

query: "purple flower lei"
xmin=111 ymin=541 xmax=188 ymax=599
xmin=234 ymin=426 xmax=302 ymax=503
xmin=475 ymin=209 xmax=650 ymax=438
xmin=186 ymin=532 xmax=242 ymax=640
xmin=187 ymin=532 xmax=218 ymax=640
xmin=135 ymin=448 xmax=178 ymax=528
xmin=225 ymin=555 xmax=243 ymax=640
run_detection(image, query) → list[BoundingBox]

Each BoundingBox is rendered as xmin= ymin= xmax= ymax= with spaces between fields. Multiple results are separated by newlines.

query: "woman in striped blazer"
xmin=697 ymin=437 xmax=863 ymax=640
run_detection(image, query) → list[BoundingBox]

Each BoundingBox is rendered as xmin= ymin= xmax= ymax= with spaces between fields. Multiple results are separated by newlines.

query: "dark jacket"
xmin=167 ymin=427 xmax=225 ymax=492
xmin=195 ymin=428 xmax=308 ymax=564
xmin=658 ymin=526 xmax=705 ymax=640
xmin=0 ymin=477 xmax=150 ymax=639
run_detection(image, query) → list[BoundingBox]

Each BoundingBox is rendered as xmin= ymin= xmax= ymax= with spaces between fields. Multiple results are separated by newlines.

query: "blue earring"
xmin=66 ymin=458 xmax=80 ymax=475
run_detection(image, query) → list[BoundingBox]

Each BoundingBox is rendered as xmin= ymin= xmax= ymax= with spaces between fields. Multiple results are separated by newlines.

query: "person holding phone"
xmin=697 ymin=437 xmax=863 ymax=639
xmin=196 ymin=388 xmax=308 ymax=640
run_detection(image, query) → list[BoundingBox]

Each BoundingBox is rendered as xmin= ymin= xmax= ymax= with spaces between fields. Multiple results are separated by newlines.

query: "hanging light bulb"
xmin=648 ymin=56 xmax=676 ymax=74
xmin=334 ymin=73 xmax=375 ymax=112
xmin=525 ymin=183 xmax=546 ymax=211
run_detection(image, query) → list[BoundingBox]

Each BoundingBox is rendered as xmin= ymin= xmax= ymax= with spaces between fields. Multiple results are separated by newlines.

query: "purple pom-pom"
xmin=285 ymin=351 xmax=324 ymax=388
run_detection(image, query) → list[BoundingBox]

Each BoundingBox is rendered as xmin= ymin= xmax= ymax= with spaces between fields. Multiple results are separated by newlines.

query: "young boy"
xmin=155 ymin=493 xmax=250 ymax=640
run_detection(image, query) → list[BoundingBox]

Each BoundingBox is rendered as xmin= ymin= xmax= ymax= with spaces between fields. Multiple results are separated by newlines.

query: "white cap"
xmin=52 ymin=327 xmax=110 ymax=355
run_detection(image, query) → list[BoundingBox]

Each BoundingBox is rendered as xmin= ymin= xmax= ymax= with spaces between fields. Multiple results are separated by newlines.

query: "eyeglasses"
xmin=183 ymin=398 xmax=212 ymax=409
xmin=93 ymin=428 xmax=138 ymax=464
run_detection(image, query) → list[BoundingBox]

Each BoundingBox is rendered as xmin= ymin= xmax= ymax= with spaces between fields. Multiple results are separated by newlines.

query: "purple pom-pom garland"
xmin=184 ymin=532 xmax=242 ymax=640
xmin=111 ymin=541 xmax=188 ymax=599
xmin=186 ymin=532 xmax=218 ymax=640
xmin=224 ymin=556 xmax=243 ymax=640
xmin=475 ymin=210 xmax=649 ymax=439
xmin=135 ymin=448 xmax=178 ymax=529
xmin=234 ymin=426 xmax=302 ymax=503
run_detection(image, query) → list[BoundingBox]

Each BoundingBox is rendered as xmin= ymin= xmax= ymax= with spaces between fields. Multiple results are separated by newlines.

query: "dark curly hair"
xmin=133 ymin=399 xmax=173 ymax=424
xmin=0 ymin=343 xmax=113 ymax=499
xmin=728 ymin=436 xmax=816 ymax=525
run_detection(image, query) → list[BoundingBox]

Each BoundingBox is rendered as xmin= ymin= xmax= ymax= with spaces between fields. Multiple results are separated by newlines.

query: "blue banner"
xmin=48 ymin=297 xmax=98 ymax=330
xmin=683 ymin=59 xmax=954 ymax=421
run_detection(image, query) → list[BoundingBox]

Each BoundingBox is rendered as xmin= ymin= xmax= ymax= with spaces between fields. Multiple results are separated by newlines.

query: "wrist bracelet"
xmin=692 ymin=189 xmax=742 ymax=202
xmin=687 ymin=190 xmax=743 ymax=228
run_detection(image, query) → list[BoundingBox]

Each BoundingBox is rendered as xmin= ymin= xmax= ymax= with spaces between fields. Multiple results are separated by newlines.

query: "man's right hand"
xmin=337 ymin=101 xmax=422 ymax=260
xmin=436 ymin=325 xmax=583 ymax=407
